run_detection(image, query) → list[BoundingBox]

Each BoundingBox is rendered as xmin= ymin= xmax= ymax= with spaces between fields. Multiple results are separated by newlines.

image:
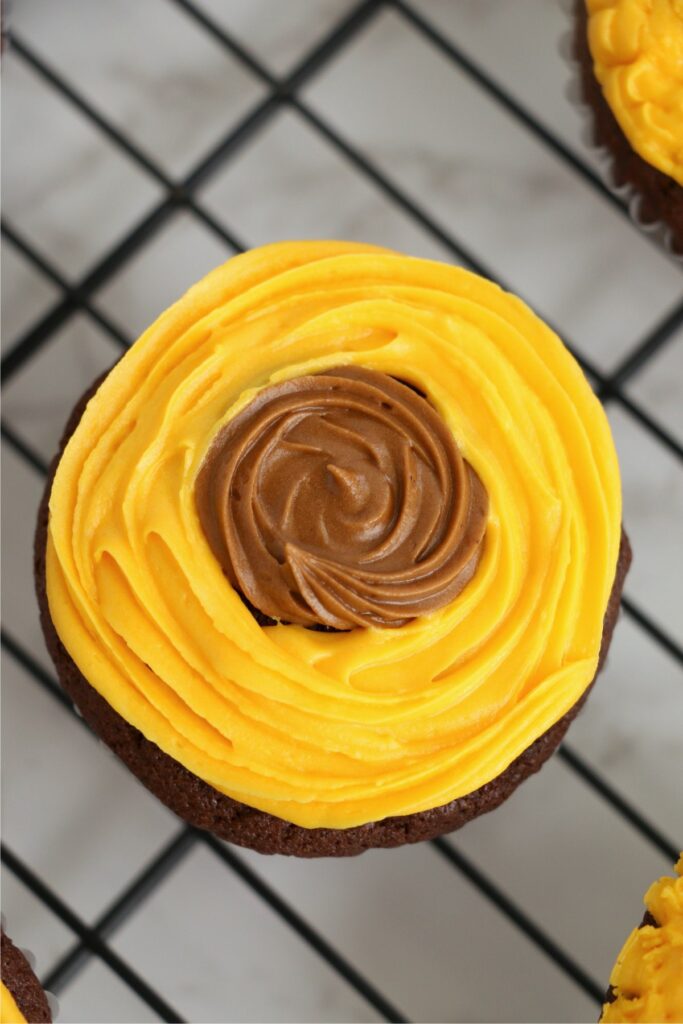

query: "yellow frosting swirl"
xmin=0 ymin=983 xmax=26 ymax=1024
xmin=585 ymin=0 xmax=683 ymax=186
xmin=602 ymin=855 xmax=683 ymax=1023
xmin=46 ymin=241 xmax=622 ymax=829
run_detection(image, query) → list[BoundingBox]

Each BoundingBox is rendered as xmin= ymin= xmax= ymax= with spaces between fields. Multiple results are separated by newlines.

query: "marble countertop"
xmin=2 ymin=2 xmax=682 ymax=1022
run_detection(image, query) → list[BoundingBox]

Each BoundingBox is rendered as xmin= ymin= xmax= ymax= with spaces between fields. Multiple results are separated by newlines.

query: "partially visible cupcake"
xmin=1 ymin=930 xmax=51 ymax=1024
xmin=574 ymin=0 xmax=683 ymax=254
xmin=601 ymin=855 xmax=683 ymax=1023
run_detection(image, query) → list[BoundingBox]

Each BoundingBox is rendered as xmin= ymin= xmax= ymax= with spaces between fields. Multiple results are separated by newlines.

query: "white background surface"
xmin=2 ymin=2 xmax=682 ymax=1022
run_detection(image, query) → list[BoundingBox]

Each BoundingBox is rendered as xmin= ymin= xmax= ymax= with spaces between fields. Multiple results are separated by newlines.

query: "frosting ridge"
xmin=585 ymin=0 xmax=683 ymax=185
xmin=46 ymin=241 xmax=623 ymax=829
xmin=196 ymin=366 xmax=488 ymax=629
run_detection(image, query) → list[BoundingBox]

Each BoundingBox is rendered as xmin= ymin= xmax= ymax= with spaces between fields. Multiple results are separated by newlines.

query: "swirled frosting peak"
xmin=46 ymin=241 xmax=623 ymax=829
xmin=196 ymin=366 xmax=488 ymax=629
xmin=586 ymin=0 xmax=683 ymax=185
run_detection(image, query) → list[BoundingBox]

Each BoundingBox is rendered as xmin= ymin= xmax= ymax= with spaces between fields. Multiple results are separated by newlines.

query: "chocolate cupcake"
xmin=1 ymin=930 xmax=51 ymax=1023
xmin=36 ymin=241 xmax=630 ymax=856
xmin=574 ymin=0 xmax=683 ymax=254
xmin=600 ymin=854 xmax=683 ymax=1022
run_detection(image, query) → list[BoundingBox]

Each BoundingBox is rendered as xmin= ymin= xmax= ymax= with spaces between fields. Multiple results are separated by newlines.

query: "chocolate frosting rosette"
xmin=195 ymin=365 xmax=488 ymax=630
xmin=40 ymin=241 xmax=628 ymax=849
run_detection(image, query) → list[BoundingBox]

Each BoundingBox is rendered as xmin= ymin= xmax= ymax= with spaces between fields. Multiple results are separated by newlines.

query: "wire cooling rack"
xmin=1 ymin=2 xmax=682 ymax=1022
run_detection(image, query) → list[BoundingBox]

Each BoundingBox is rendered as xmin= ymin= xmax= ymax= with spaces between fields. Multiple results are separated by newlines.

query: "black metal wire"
xmin=200 ymin=835 xmax=410 ymax=1024
xmin=0 ymin=219 xmax=132 ymax=351
xmin=611 ymin=388 xmax=683 ymax=462
xmin=558 ymin=746 xmax=681 ymax=863
xmin=621 ymin=597 xmax=683 ymax=667
xmin=601 ymin=297 xmax=683 ymax=393
xmin=1 ymin=844 xmax=186 ymax=1023
xmin=1 ymin=629 xmax=72 ymax=713
xmin=40 ymin=828 xmax=199 ymax=994
xmin=431 ymin=838 xmax=605 ymax=1004
xmin=2 ymin=0 xmax=682 ymax=1020
xmin=1 ymin=419 xmax=49 ymax=476
xmin=1 ymin=196 xmax=176 ymax=380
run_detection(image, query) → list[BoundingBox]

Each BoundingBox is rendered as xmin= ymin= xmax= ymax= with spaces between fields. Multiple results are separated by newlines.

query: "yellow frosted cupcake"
xmin=35 ymin=241 xmax=630 ymax=856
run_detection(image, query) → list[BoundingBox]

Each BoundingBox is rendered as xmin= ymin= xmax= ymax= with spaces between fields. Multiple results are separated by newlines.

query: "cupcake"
xmin=1 ymin=930 xmax=51 ymax=1024
xmin=574 ymin=0 xmax=683 ymax=254
xmin=601 ymin=855 xmax=683 ymax=1023
xmin=35 ymin=241 xmax=630 ymax=857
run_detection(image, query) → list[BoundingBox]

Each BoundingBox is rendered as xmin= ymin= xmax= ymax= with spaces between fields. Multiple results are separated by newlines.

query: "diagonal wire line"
xmin=0 ymin=628 xmax=407 ymax=1023
xmin=610 ymin=390 xmax=683 ymax=462
xmin=431 ymin=837 xmax=605 ymax=1005
xmin=41 ymin=827 xmax=198 ymax=994
xmin=621 ymin=597 xmax=683 ymax=667
xmin=558 ymin=746 xmax=681 ymax=863
xmin=1 ymin=219 xmax=131 ymax=351
xmin=1 ymin=629 xmax=73 ymax=713
xmin=0 ymin=0 xmax=381 ymax=384
xmin=1 ymin=844 xmax=186 ymax=1023
xmin=600 ymin=297 xmax=683 ymax=394
xmin=201 ymin=835 xmax=409 ymax=1023
xmin=1 ymin=420 xmax=49 ymax=476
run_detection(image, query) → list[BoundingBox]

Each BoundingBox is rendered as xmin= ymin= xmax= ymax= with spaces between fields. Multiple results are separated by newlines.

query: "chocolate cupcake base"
xmin=573 ymin=1 xmax=683 ymax=256
xmin=1 ymin=930 xmax=52 ymax=1024
xmin=35 ymin=378 xmax=632 ymax=857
